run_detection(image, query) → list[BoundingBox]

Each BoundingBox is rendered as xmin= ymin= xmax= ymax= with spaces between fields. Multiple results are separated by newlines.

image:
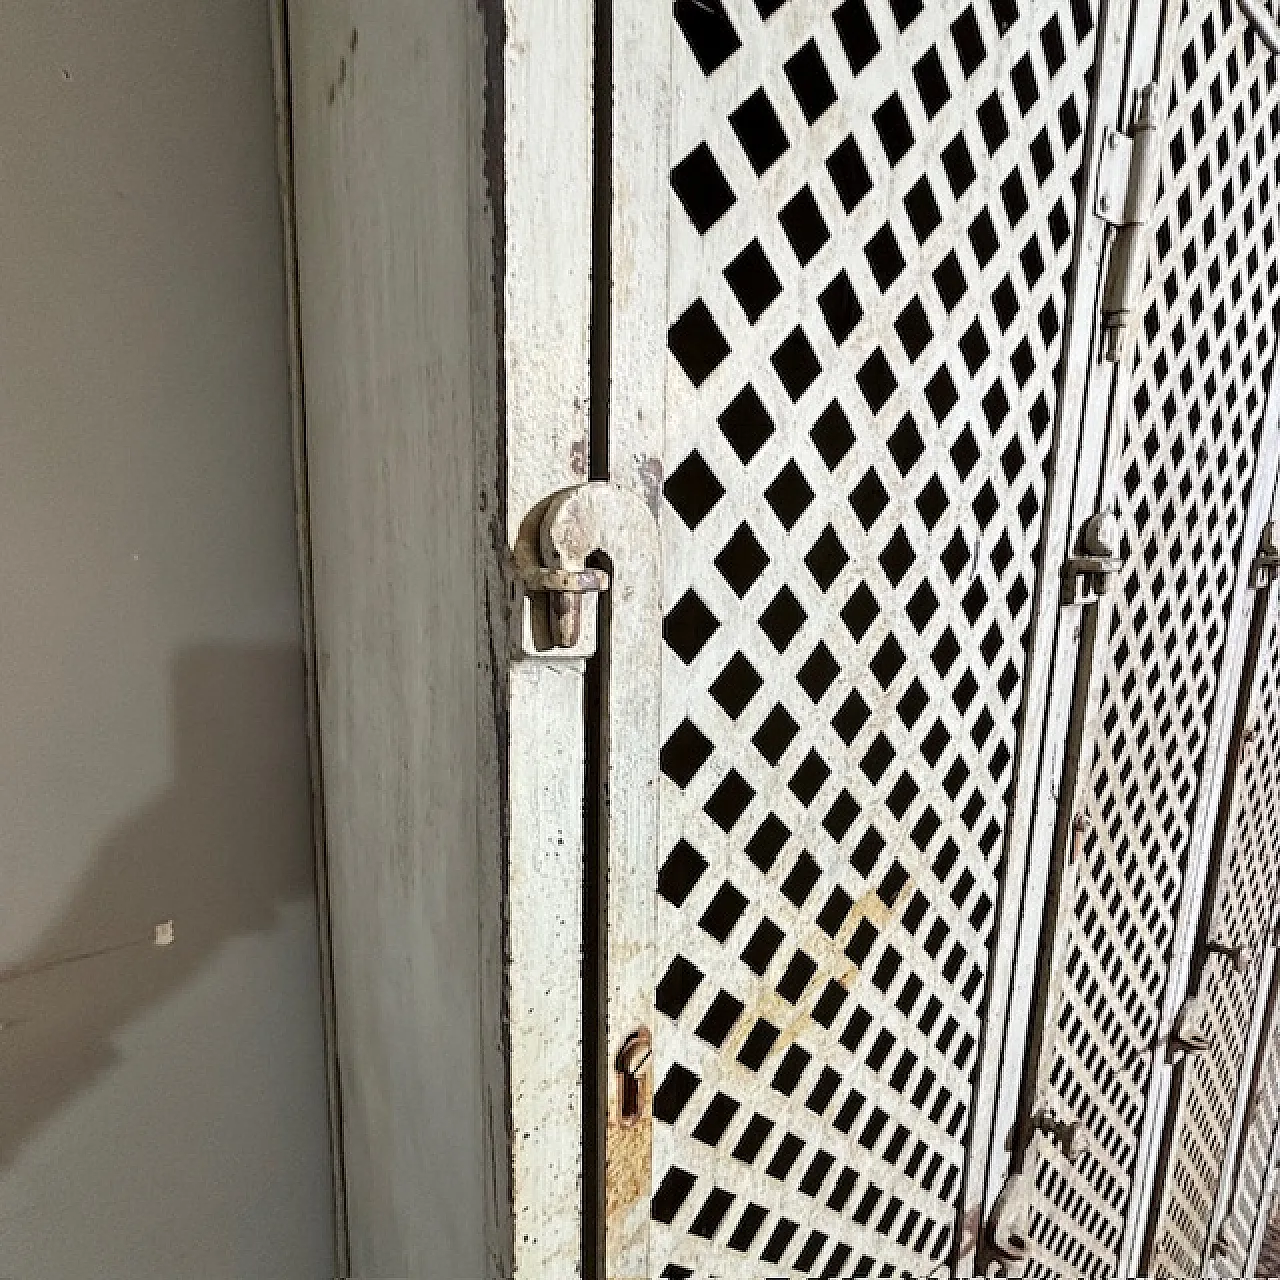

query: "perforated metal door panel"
xmin=1148 ymin=602 xmax=1280 ymax=1277
xmin=650 ymin=1 xmax=1104 ymax=1273
xmin=1217 ymin=977 xmax=1280 ymax=1274
xmin=1021 ymin=9 xmax=1280 ymax=1277
xmin=1259 ymin=1208 xmax=1280 ymax=1280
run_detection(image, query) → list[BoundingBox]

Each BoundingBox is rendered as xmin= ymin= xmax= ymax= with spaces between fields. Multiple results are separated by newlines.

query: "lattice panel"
xmin=1217 ymin=986 xmax=1280 ymax=1274
xmin=1025 ymin=11 xmax=1280 ymax=1277
xmin=1150 ymin=606 xmax=1280 ymax=1276
xmin=1260 ymin=1206 xmax=1280 ymax=1280
xmin=653 ymin=0 xmax=1100 ymax=1273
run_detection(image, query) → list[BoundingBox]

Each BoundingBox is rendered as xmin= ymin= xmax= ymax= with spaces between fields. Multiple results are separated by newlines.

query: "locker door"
xmin=1216 ymin=948 xmax=1280 ymax=1278
xmin=510 ymin=2 xmax=1280 ymax=1278
xmin=1144 ymin=512 xmax=1280 ymax=1277
xmin=508 ymin=0 xmax=1156 ymax=1275
xmin=982 ymin=5 xmax=1280 ymax=1277
xmin=648 ymin=1 xmax=1124 ymax=1276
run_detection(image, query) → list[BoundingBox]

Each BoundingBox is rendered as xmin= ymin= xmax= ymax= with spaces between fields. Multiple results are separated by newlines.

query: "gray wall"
xmin=0 ymin=2 xmax=334 ymax=1275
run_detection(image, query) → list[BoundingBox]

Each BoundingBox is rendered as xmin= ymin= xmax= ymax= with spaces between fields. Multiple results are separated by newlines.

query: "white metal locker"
xmin=285 ymin=0 xmax=1280 ymax=1274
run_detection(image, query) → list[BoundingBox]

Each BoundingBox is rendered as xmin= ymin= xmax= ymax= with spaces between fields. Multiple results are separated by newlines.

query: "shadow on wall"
xmin=0 ymin=644 xmax=316 ymax=1174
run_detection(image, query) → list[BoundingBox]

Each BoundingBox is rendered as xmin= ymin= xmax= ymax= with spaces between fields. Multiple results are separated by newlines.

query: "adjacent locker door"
xmin=983 ymin=5 xmax=1280 ymax=1277
xmin=1167 ymin=523 xmax=1280 ymax=1275
xmin=1143 ymin=504 xmax=1280 ymax=1276
xmin=1224 ymin=982 xmax=1280 ymax=1276
xmin=641 ymin=1 xmax=1127 ymax=1274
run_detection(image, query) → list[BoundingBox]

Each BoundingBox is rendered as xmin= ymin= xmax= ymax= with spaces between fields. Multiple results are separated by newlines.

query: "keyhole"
xmin=615 ymin=1027 xmax=653 ymax=1128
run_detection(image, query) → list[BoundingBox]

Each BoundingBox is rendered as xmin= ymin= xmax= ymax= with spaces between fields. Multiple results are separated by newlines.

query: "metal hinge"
xmin=1098 ymin=84 xmax=1165 ymax=362
xmin=1252 ymin=521 xmax=1280 ymax=588
xmin=1062 ymin=511 xmax=1123 ymax=606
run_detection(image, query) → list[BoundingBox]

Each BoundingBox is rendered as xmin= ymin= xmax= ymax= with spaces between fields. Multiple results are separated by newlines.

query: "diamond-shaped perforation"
xmin=658 ymin=0 xmax=1100 ymax=1273
xmin=1173 ymin=609 xmax=1280 ymax=1278
xmin=1219 ymin=969 xmax=1280 ymax=1274
xmin=1149 ymin=605 xmax=1280 ymax=1275
xmin=1025 ymin=10 xmax=1280 ymax=1277
xmin=1263 ymin=1209 xmax=1280 ymax=1280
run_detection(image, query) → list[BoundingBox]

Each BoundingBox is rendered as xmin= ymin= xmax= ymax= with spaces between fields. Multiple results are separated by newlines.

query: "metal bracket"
xmin=1100 ymin=84 xmax=1165 ymax=362
xmin=1032 ymin=1106 xmax=1089 ymax=1163
xmin=1207 ymin=937 xmax=1251 ymax=975
xmin=985 ymin=1170 xmax=1035 ymax=1277
xmin=1062 ymin=511 xmax=1124 ymax=606
xmin=1170 ymin=992 xmax=1213 ymax=1057
xmin=1251 ymin=521 xmax=1280 ymax=588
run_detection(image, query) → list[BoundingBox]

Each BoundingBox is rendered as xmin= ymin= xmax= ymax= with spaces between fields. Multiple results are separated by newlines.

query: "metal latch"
xmin=1062 ymin=511 xmax=1123 ymax=606
xmin=1031 ymin=1107 xmax=1088 ymax=1163
xmin=1098 ymin=84 xmax=1164 ymax=361
xmin=1252 ymin=522 xmax=1280 ymax=588
xmin=519 ymin=486 xmax=620 ymax=655
xmin=525 ymin=565 xmax=610 ymax=649
xmin=985 ymin=1108 xmax=1087 ymax=1277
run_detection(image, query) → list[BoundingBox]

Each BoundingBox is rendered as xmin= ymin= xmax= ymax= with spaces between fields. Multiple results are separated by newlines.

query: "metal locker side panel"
xmin=649 ymin=1 xmax=1112 ymax=1273
xmin=1021 ymin=10 xmax=1280 ymax=1276
xmin=287 ymin=1 xmax=519 ymax=1272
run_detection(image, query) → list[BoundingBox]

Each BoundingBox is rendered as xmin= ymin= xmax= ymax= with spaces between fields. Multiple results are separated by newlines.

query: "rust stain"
xmin=724 ymin=877 xmax=917 ymax=1063
xmin=605 ymin=1115 xmax=652 ymax=1221
xmin=724 ymin=984 xmax=811 ymax=1062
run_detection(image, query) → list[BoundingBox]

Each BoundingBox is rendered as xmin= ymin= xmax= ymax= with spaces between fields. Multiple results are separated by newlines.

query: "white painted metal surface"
xmin=646 ymin=1 xmax=1119 ymax=1273
xmin=1217 ymin=941 xmax=1280 ymax=1275
xmin=985 ymin=4 xmax=1280 ymax=1273
xmin=286 ymin=0 xmax=1280 ymax=1271
xmin=1146 ymin=515 xmax=1280 ymax=1277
